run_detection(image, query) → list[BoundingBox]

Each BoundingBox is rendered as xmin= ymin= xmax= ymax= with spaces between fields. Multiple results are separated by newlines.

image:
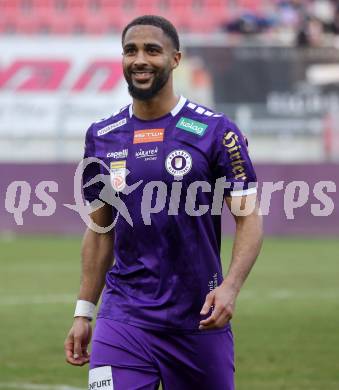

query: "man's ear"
xmin=172 ymin=51 xmax=182 ymax=70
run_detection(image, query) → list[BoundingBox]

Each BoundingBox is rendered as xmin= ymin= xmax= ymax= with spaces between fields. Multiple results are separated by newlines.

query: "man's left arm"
xmin=199 ymin=193 xmax=263 ymax=330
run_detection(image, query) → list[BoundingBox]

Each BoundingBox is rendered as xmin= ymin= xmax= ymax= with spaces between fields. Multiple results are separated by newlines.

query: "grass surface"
xmin=0 ymin=236 xmax=338 ymax=390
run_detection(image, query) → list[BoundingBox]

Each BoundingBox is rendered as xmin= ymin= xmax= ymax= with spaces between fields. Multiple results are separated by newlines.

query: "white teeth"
xmin=133 ymin=72 xmax=153 ymax=77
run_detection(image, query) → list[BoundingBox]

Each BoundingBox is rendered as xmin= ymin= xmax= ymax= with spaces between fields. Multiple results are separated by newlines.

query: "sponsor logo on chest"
xmin=133 ymin=128 xmax=164 ymax=144
xmin=110 ymin=160 xmax=126 ymax=192
xmin=176 ymin=117 xmax=208 ymax=136
xmin=106 ymin=149 xmax=128 ymax=159
xmin=135 ymin=146 xmax=158 ymax=161
xmin=97 ymin=118 xmax=127 ymax=136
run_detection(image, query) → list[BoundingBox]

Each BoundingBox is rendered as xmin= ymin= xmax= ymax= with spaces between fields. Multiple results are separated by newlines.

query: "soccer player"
xmin=64 ymin=15 xmax=263 ymax=390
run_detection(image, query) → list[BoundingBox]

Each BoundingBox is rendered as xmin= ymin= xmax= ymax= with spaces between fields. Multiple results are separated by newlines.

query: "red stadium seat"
xmin=99 ymin=0 xmax=125 ymax=8
xmin=0 ymin=0 xmax=22 ymax=9
xmin=74 ymin=6 xmax=113 ymax=34
xmin=83 ymin=0 xmax=132 ymax=32
xmin=0 ymin=0 xmax=269 ymax=34
xmin=0 ymin=1 xmax=15 ymax=33
xmin=41 ymin=12 xmax=75 ymax=34
xmin=134 ymin=0 xmax=159 ymax=15
xmin=166 ymin=0 xmax=194 ymax=31
xmin=202 ymin=0 xmax=230 ymax=28
xmin=164 ymin=0 xmax=217 ymax=32
xmin=27 ymin=0 xmax=70 ymax=33
xmin=13 ymin=15 xmax=40 ymax=34
xmin=236 ymin=0 xmax=263 ymax=13
xmin=65 ymin=0 xmax=86 ymax=7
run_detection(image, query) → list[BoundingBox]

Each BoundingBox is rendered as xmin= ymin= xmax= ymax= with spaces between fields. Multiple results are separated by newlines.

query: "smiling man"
xmin=64 ymin=15 xmax=263 ymax=390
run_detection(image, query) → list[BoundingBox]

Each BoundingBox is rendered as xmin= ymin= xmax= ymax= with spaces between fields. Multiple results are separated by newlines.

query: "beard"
xmin=124 ymin=66 xmax=171 ymax=101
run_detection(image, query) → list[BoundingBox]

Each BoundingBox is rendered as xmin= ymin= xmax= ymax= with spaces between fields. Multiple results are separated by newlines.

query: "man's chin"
xmin=128 ymin=85 xmax=157 ymax=101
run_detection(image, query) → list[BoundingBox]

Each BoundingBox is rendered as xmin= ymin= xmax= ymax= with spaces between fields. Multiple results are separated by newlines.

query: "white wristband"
xmin=74 ymin=300 xmax=96 ymax=320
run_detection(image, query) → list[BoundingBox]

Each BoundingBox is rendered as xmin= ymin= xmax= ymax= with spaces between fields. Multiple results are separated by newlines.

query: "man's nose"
xmin=133 ymin=50 xmax=148 ymax=66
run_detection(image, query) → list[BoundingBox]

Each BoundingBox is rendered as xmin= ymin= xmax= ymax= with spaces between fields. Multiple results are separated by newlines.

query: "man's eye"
xmin=124 ymin=48 xmax=135 ymax=55
xmin=148 ymin=48 xmax=159 ymax=54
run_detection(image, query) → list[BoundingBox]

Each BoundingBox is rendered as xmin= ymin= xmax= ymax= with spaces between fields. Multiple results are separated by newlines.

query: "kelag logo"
xmin=176 ymin=117 xmax=208 ymax=136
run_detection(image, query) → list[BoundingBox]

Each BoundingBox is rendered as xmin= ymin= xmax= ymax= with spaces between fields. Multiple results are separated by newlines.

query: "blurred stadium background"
xmin=0 ymin=1 xmax=338 ymax=389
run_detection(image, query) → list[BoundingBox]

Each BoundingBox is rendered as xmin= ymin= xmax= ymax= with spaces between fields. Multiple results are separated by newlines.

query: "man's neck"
xmin=132 ymin=88 xmax=179 ymax=120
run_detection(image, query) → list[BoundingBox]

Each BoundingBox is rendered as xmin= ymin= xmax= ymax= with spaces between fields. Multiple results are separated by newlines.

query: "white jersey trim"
xmin=187 ymin=102 xmax=197 ymax=109
xmin=171 ymin=95 xmax=187 ymax=116
xmin=195 ymin=106 xmax=205 ymax=114
xmin=230 ymin=187 xmax=257 ymax=197
xmin=128 ymin=96 xmax=186 ymax=118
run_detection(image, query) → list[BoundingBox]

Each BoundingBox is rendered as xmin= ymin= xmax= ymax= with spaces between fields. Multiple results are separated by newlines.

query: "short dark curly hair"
xmin=122 ymin=15 xmax=180 ymax=51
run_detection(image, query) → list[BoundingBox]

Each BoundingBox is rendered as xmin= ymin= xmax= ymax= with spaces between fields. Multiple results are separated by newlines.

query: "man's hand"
xmin=199 ymin=282 xmax=237 ymax=330
xmin=64 ymin=317 xmax=92 ymax=366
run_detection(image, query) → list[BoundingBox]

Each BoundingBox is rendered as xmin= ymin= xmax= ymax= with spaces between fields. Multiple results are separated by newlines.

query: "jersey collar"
xmin=128 ymin=96 xmax=187 ymax=118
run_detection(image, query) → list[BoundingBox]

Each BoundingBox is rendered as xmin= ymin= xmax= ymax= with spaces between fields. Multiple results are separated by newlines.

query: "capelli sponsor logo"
xmin=107 ymin=149 xmax=128 ymax=159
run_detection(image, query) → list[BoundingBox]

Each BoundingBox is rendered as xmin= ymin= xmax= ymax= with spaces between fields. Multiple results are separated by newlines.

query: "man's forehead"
xmin=123 ymin=25 xmax=171 ymax=47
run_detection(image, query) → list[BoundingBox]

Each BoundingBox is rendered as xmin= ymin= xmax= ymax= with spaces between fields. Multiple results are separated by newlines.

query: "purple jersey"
xmin=83 ymin=96 xmax=257 ymax=332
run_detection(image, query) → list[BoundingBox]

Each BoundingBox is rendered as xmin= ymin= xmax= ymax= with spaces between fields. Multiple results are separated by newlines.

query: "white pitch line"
xmin=0 ymin=383 xmax=83 ymax=390
xmin=238 ymin=289 xmax=339 ymax=300
xmin=0 ymin=289 xmax=338 ymax=307
xmin=269 ymin=290 xmax=294 ymax=299
xmin=0 ymin=294 xmax=75 ymax=306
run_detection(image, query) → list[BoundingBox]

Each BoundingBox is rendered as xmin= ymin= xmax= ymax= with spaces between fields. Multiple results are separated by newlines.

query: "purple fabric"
xmin=82 ymin=99 xmax=256 ymax=331
xmin=90 ymin=318 xmax=234 ymax=390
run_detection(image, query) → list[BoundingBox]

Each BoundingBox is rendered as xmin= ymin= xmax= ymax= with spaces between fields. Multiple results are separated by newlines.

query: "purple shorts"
xmin=89 ymin=318 xmax=234 ymax=390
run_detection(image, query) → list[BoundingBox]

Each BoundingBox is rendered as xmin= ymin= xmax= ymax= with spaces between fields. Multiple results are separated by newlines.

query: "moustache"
xmin=128 ymin=67 xmax=156 ymax=74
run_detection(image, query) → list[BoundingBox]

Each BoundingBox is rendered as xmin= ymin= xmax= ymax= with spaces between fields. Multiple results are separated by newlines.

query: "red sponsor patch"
xmin=133 ymin=129 xmax=164 ymax=144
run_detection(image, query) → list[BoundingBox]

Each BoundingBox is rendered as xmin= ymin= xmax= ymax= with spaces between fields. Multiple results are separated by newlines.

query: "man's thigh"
xmin=90 ymin=318 xmax=160 ymax=390
xmin=156 ymin=328 xmax=235 ymax=390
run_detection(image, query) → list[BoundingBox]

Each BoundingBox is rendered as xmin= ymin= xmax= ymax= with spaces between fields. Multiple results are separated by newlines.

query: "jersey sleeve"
xmin=82 ymin=124 xmax=104 ymax=204
xmin=213 ymin=116 xmax=257 ymax=197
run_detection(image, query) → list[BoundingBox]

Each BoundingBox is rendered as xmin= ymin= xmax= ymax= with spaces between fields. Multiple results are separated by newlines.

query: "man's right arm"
xmin=64 ymin=204 xmax=114 ymax=366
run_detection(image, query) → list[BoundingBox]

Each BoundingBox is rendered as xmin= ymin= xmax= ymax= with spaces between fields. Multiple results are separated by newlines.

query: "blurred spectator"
xmin=223 ymin=13 xmax=275 ymax=35
xmin=310 ymin=0 xmax=335 ymax=25
xmin=325 ymin=5 xmax=339 ymax=34
xmin=296 ymin=15 xmax=325 ymax=47
xmin=277 ymin=0 xmax=305 ymax=30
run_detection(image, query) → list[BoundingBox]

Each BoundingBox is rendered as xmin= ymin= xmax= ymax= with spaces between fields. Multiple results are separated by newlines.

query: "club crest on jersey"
xmin=176 ymin=117 xmax=208 ymax=136
xmin=110 ymin=160 xmax=126 ymax=192
xmin=165 ymin=150 xmax=192 ymax=177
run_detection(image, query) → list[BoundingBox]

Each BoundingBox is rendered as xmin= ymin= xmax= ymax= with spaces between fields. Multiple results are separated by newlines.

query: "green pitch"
xmin=0 ymin=235 xmax=338 ymax=390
